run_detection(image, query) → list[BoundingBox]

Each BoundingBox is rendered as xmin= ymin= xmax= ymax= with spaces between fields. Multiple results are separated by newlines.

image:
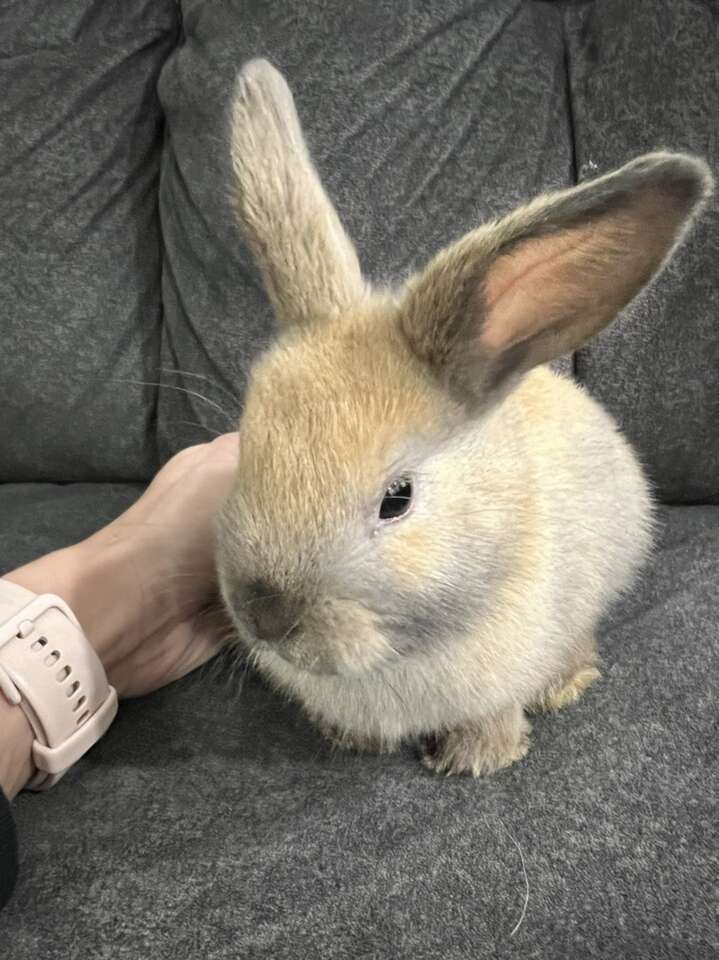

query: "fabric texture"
xmin=2 ymin=498 xmax=718 ymax=958
xmin=566 ymin=0 xmax=719 ymax=503
xmin=0 ymin=0 xmax=179 ymax=483
xmin=0 ymin=787 xmax=17 ymax=914
xmin=0 ymin=483 xmax=144 ymax=574
xmin=155 ymin=0 xmax=574 ymax=458
xmin=0 ymin=1 xmax=717 ymax=957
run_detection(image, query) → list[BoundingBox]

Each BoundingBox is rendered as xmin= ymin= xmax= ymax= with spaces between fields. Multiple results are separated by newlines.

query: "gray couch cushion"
xmin=0 ymin=0 xmax=179 ymax=483
xmin=3 ymin=500 xmax=717 ymax=958
xmin=155 ymin=0 xmax=574 ymax=458
xmin=565 ymin=0 xmax=719 ymax=503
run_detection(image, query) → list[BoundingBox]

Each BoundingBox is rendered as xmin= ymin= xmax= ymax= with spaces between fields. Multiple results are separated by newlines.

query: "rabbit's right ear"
xmin=399 ymin=153 xmax=713 ymax=408
xmin=230 ymin=60 xmax=365 ymax=328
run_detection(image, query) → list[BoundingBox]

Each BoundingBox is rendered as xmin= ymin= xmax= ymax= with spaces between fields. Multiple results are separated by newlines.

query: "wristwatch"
xmin=0 ymin=579 xmax=118 ymax=790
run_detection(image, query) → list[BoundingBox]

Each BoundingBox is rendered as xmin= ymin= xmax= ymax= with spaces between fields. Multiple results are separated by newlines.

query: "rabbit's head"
xmin=216 ymin=59 xmax=712 ymax=677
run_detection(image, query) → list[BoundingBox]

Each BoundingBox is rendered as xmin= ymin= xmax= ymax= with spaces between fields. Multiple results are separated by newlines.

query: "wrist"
xmin=4 ymin=544 xmax=100 ymax=649
xmin=3 ymin=536 xmax=166 ymax=698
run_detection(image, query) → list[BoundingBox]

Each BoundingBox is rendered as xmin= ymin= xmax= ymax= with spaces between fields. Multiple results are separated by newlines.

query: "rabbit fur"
xmin=215 ymin=59 xmax=713 ymax=776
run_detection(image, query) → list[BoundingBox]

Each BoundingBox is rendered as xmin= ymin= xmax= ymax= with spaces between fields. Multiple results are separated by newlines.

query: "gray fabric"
xmin=1 ymin=3 xmax=718 ymax=958
xmin=3 ymin=499 xmax=717 ymax=958
xmin=0 ymin=483 xmax=143 ymax=574
xmin=156 ymin=0 xmax=574 ymax=457
xmin=566 ymin=0 xmax=719 ymax=503
xmin=0 ymin=0 xmax=179 ymax=483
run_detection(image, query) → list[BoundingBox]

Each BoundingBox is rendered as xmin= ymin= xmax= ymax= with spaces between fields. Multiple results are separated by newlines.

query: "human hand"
xmin=6 ymin=433 xmax=240 ymax=698
xmin=1 ymin=434 xmax=239 ymax=798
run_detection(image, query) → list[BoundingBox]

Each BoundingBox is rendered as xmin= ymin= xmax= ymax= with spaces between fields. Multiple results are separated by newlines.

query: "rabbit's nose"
xmin=243 ymin=579 xmax=303 ymax=643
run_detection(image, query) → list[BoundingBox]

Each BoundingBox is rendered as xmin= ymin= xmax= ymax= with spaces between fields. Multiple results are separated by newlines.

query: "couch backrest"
xmin=565 ymin=0 xmax=719 ymax=504
xmin=4 ymin=0 xmax=716 ymax=504
xmin=0 ymin=0 xmax=179 ymax=482
xmin=155 ymin=0 xmax=573 ymax=456
xmin=157 ymin=0 xmax=717 ymax=504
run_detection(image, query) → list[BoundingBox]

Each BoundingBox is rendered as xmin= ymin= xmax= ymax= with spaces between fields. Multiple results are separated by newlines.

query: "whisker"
xmin=237 ymin=592 xmax=284 ymax=607
xmin=494 ymin=817 xmax=530 ymax=938
xmin=167 ymin=419 xmax=226 ymax=438
xmin=99 ymin=378 xmax=234 ymax=420
xmin=277 ymin=618 xmax=302 ymax=644
xmin=230 ymin=658 xmax=249 ymax=700
xmin=159 ymin=367 xmax=241 ymax=405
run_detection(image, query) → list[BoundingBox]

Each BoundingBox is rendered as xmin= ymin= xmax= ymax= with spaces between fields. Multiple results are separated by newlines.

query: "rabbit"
xmin=214 ymin=58 xmax=713 ymax=776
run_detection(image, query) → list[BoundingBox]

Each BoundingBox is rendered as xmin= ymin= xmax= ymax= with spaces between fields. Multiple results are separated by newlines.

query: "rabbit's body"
xmin=216 ymin=59 xmax=710 ymax=775
xmin=245 ymin=362 xmax=652 ymax=752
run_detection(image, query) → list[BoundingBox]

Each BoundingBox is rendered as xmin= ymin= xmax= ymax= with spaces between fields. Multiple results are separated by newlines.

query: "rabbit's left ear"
xmin=400 ymin=153 xmax=713 ymax=406
xmin=230 ymin=59 xmax=365 ymax=328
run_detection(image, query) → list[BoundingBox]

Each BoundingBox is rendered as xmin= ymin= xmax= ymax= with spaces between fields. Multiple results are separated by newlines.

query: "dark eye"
xmin=379 ymin=477 xmax=413 ymax=521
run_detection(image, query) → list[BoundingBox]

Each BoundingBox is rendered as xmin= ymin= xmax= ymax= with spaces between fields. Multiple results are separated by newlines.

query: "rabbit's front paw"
xmin=422 ymin=707 xmax=531 ymax=777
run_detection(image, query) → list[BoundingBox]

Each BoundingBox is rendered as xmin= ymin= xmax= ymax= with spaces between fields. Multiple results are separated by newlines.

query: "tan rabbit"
xmin=215 ymin=59 xmax=713 ymax=776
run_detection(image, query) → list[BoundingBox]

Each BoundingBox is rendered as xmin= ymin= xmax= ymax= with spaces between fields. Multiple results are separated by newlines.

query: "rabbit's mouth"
xmin=243 ymin=599 xmax=395 ymax=678
xmin=253 ymin=635 xmax=343 ymax=676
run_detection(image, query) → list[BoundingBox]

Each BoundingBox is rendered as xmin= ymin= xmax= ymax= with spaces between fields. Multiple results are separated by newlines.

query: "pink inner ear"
xmin=401 ymin=158 xmax=707 ymax=394
xmin=475 ymin=180 xmax=696 ymax=371
xmin=479 ymin=227 xmax=589 ymax=353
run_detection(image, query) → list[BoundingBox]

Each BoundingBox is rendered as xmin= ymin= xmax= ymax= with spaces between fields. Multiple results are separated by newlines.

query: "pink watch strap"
xmin=0 ymin=578 xmax=117 ymax=790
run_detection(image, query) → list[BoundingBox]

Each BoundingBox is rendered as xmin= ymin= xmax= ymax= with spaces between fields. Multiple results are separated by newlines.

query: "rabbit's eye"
xmin=379 ymin=477 xmax=413 ymax=522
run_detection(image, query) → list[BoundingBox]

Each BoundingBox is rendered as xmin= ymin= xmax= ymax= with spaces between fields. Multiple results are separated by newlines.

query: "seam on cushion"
xmin=152 ymin=7 xmax=184 ymax=475
xmin=561 ymin=2 xmax=580 ymax=382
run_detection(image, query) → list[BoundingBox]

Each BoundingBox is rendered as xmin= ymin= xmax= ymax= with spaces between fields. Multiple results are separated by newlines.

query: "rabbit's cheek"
xmin=376 ymin=560 xmax=496 ymax=658
xmin=380 ymin=602 xmax=468 ymax=657
xmin=267 ymin=602 xmax=393 ymax=677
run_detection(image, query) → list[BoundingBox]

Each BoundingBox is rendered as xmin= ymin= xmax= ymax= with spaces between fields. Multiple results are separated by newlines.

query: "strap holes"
xmin=44 ymin=650 xmax=60 ymax=667
xmin=72 ymin=695 xmax=87 ymax=712
xmin=57 ymin=665 xmax=72 ymax=682
xmin=66 ymin=681 xmax=80 ymax=697
xmin=76 ymin=710 xmax=90 ymax=725
xmin=31 ymin=637 xmax=48 ymax=651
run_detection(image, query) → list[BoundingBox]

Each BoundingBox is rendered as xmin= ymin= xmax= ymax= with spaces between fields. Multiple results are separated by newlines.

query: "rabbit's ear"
xmin=400 ymin=153 xmax=713 ymax=406
xmin=230 ymin=60 xmax=365 ymax=328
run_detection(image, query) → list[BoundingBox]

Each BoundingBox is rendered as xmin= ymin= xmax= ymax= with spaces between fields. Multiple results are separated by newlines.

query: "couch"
xmin=1 ymin=1 xmax=717 ymax=957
